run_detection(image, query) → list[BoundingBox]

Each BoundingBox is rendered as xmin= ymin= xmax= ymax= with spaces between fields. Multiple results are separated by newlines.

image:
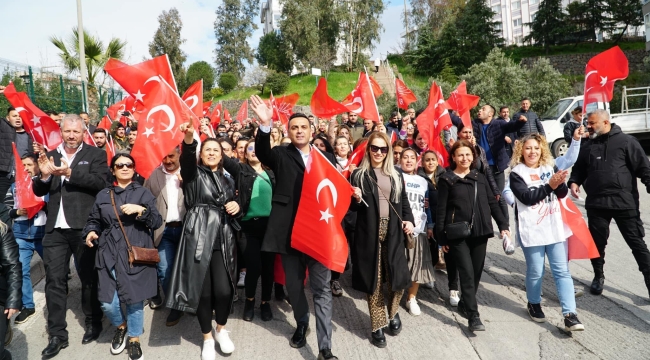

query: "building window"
xmin=514 ymin=35 xmax=523 ymax=44
xmin=495 ymin=23 xmax=502 ymax=31
xmin=530 ymin=0 xmax=538 ymax=4
xmin=512 ymin=1 xmax=521 ymax=10
xmin=513 ymin=18 xmax=523 ymax=27
xmin=492 ymin=5 xmax=501 ymax=13
xmin=531 ymin=12 xmax=537 ymax=21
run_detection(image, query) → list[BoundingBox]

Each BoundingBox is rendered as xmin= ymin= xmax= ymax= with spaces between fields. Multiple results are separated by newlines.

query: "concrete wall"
xmin=219 ymin=99 xmax=312 ymax=119
xmin=520 ymin=49 xmax=648 ymax=74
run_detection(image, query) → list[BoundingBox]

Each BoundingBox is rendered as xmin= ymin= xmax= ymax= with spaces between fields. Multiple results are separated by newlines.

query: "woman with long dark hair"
xmin=222 ymin=139 xmax=276 ymax=322
xmin=166 ymin=118 xmax=241 ymax=359
xmin=83 ymin=153 xmax=162 ymax=359
xmin=436 ymin=140 xmax=509 ymax=332
xmin=350 ymin=132 xmax=415 ymax=348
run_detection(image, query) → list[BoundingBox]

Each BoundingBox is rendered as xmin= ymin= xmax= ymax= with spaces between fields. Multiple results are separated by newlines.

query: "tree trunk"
xmin=87 ymin=85 xmax=100 ymax=124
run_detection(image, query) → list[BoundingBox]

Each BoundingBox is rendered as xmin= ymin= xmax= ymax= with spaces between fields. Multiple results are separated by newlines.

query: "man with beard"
xmin=569 ymin=109 xmax=650 ymax=299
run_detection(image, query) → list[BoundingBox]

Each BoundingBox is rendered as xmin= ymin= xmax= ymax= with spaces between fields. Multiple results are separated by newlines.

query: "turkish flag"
xmin=395 ymin=79 xmax=417 ymax=110
xmin=98 ymin=116 xmax=113 ymax=130
xmin=105 ymin=97 xmax=129 ymax=123
xmin=445 ymin=81 xmax=480 ymax=128
xmin=413 ymin=83 xmax=450 ymax=168
xmin=181 ymin=80 xmax=204 ymax=119
xmin=342 ymin=73 xmax=381 ymax=123
xmin=224 ymin=109 xmax=232 ymax=122
xmin=584 ymin=46 xmax=629 ymax=111
xmin=106 ymin=136 xmax=116 ymax=165
xmin=236 ymin=100 xmax=249 ymax=122
xmin=12 ymin=143 xmax=45 ymax=219
xmin=203 ymin=101 xmax=212 ymax=116
xmin=341 ymin=140 xmax=367 ymax=179
xmin=3 ymin=83 xmax=62 ymax=150
xmin=210 ymin=103 xmax=222 ymax=126
xmin=390 ymin=130 xmax=397 ymax=144
xmin=83 ymin=128 xmax=96 ymax=146
xmin=560 ymin=197 xmax=600 ymax=261
xmin=104 ymin=55 xmax=177 ymax=97
xmin=292 ymin=148 xmax=352 ymax=272
xmin=311 ymin=78 xmax=350 ymax=118
xmin=130 ymin=76 xmax=197 ymax=178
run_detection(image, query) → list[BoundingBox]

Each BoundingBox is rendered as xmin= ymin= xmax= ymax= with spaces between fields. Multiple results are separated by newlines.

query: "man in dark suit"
xmin=251 ymin=95 xmax=338 ymax=360
xmin=33 ymin=114 xmax=108 ymax=358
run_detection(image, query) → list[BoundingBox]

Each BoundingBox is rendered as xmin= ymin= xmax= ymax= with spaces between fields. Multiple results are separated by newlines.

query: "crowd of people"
xmin=0 ymin=91 xmax=649 ymax=360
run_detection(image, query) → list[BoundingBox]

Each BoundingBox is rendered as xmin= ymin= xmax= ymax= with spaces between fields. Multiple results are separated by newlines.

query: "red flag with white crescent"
xmin=445 ymin=81 xmax=479 ymax=128
xmin=583 ymin=46 xmax=628 ymax=112
xmin=236 ymin=100 xmax=249 ymax=122
xmin=98 ymin=116 xmax=113 ymax=130
xmin=203 ymin=101 xmax=212 ymax=116
xmin=342 ymin=73 xmax=380 ymax=123
xmin=210 ymin=103 xmax=222 ymax=126
xmin=341 ymin=140 xmax=367 ymax=179
xmin=560 ymin=197 xmax=600 ymax=260
xmin=292 ymin=148 xmax=352 ymax=272
xmin=181 ymin=80 xmax=204 ymax=119
xmin=12 ymin=143 xmax=44 ymax=219
xmin=311 ymin=78 xmax=351 ymax=118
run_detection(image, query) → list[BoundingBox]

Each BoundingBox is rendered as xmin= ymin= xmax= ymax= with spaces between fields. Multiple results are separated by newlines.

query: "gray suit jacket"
xmin=143 ymin=166 xmax=186 ymax=247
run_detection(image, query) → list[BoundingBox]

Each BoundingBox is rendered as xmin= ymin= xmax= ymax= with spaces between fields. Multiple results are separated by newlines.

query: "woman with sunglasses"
xmin=350 ymin=132 xmax=415 ymax=348
xmin=83 ymin=154 xmax=162 ymax=359
xmin=436 ymin=140 xmax=509 ymax=332
xmin=166 ymin=117 xmax=241 ymax=359
xmin=222 ymin=139 xmax=276 ymax=322
xmin=400 ymin=148 xmax=435 ymax=316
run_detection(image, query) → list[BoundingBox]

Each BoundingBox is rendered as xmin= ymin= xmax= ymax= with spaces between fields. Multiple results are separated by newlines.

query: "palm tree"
xmin=50 ymin=27 xmax=127 ymax=118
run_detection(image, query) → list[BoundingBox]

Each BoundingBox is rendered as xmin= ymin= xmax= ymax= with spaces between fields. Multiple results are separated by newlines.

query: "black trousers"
xmin=43 ymin=228 xmax=102 ymax=341
xmin=489 ymin=165 xmax=509 ymax=222
xmin=587 ymin=209 xmax=650 ymax=277
xmin=0 ymin=305 xmax=8 ymax=360
xmin=197 ymin=249 xmax=232 ymax=333
xmin=241 ymin=218 xmax=275 ymax=301
xmin=444 ymin=250 xmax=459 ymax=291
xmin=449 ymin=236 xmax=488 ymax=319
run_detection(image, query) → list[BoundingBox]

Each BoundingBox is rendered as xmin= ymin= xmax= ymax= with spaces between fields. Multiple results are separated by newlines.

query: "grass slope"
xmin=215 ymin=72 xmax=361 ymax=105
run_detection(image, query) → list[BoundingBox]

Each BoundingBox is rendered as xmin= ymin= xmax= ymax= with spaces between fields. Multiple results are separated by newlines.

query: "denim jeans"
xmin=521 ymin=242 xmax=576 ymax=315
xmin=100 ymin=269 xmax=144 ymax=337
xmin=157 ymin=226 xmax=182 ymax=294
xmin=16 ymin=238 xmax=44 ymax=309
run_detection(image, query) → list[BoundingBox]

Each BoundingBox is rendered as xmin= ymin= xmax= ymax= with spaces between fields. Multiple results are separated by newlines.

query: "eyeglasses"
xmin=369 ymin=145 xmax=389 ymax=154
xmin=407 ymin=126 xmax=414 ymax=130
xmin=114 ymin=163 xmax=134 ymax=169
xmin=247 ymin=145 xmax=255 ymax=152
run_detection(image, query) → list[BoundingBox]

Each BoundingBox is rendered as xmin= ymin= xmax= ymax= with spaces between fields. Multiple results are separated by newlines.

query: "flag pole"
xmin=363 ymin=66 xmax=381 ymax=123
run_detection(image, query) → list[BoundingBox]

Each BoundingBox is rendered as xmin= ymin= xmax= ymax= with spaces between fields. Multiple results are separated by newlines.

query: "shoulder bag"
xmin=444 ymin=180 xmax=477 ymax=241
xmin=368 ymin=174 xmax=416 ymax=249
xmin=110 ymin=190 xmax=160 ymax=267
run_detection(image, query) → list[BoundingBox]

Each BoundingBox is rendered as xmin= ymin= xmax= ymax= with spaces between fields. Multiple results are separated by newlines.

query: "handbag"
xmin=368 ymin=175 xmax=416 ymax=249
xmin=444 ymin=180 xmax=477 ymax=241
xmin=110 ymin=190 xmax=160 ymax=267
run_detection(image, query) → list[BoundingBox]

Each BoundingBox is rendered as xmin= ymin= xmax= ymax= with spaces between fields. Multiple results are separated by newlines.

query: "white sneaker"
xmin=406 ymin=297 xmax=421 ymax=316
xmin=215 ymin=329 xmax=235 ymax=354
xmin=201 ymin=339 xmax=216 ymax=360
xmin=237 ymin=272 xmax=246 ymax=287
xmin=449 ymin=290 xmax=460 ymax=307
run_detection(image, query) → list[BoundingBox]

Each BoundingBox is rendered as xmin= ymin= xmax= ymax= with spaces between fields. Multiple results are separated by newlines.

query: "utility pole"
xmin=404 ymin=0 xmax=409 ymax=50
xmin=77 ymin=0 xmax=88 ymax=112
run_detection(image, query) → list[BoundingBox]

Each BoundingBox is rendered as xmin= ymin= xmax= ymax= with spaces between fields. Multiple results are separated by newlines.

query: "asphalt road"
xmin=7 ymin=183 xmax=650 ymax=360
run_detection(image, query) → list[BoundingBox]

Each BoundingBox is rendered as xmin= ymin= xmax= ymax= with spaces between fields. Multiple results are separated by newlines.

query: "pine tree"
xmin=149 ymin=8 xmax=187 ymax=88
xmin=213 ymin=0 xmax=259 ymax=79
xmin=454 ymin=0 xmax=503 ymax=74
xmin=525 ymin=0 xmax=569 ymax=53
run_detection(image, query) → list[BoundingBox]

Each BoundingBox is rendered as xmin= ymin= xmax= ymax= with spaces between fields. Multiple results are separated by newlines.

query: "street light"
xmin=19 ymin=74 xmax=31 ymax=100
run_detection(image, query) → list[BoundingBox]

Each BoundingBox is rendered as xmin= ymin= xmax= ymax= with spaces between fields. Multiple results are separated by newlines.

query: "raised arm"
xmin=180 ymin=114 xmax=199 ymax=184
xmin=250 ymin=95 xmax=279 ymax=170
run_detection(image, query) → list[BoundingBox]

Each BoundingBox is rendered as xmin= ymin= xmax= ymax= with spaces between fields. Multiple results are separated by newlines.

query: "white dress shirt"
xmin=162 ymin=167 xmax=182 ymax=222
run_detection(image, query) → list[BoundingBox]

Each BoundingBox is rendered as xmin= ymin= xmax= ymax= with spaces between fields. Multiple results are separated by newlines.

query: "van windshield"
xmin=541 ymin=99 xmax=573 ymax=120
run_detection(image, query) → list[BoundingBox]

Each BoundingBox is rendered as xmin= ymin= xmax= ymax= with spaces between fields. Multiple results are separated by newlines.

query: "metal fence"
xmin=0 ymin=58 xmax=123 ymax=122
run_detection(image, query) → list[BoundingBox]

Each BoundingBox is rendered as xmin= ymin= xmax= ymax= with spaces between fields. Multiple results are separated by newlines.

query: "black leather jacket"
xmin=165 ymin=140 xmax=240 ymax=313
xmin=0 ymin=205 xmax=22 ymax=309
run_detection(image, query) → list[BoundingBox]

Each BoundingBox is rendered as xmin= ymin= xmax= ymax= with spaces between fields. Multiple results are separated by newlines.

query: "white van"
xmin=540 ymin=86 xmax=650 ymax=157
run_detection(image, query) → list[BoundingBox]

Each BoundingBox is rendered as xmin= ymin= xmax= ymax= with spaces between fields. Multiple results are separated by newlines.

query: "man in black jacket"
xmin=33 ymin=115 xmax=108 ymax=358
xmin=251 ymin=95 xmax=338 ymax=360
xmin=512 ymin=98 xmax=545 ymax=138
xmin=568 ymin=109 xmax=650 ymax=298
xmin=0 ymin=107 xmax=34 ymax=199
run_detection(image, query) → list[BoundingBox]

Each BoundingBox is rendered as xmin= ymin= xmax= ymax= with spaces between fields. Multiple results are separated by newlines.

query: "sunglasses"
xmin=369 ymin=145 xmax=389 ymax=154
xmin=114 ymin=162 xmax=134 ymax=169
xmin=247 ymin=145 xmax=255 ymax=152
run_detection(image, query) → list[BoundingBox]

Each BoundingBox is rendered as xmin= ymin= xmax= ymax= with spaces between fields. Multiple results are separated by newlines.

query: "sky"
xmin=0 ymin=0 xmax=405 ymax=78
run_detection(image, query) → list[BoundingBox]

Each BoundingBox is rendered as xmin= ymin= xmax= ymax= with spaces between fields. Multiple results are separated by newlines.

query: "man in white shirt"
xmin=143 ymin=146 xmax=186 ymax=326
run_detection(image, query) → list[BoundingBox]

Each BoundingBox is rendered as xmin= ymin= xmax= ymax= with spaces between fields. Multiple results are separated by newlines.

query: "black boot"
xmin=590 ymin=276 xmax=605 ymax=295
xmin=371 ymin=328 xmax=386 ymax=348
xmin=243 ymin=299 xmax=255 ymax=322
xmin=643 ymin=271 xmax=650 ymax=299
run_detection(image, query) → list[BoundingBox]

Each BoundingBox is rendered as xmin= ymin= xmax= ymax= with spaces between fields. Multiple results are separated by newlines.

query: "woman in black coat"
xmin=0 ymin=205 xmax=22 ymax=360
xmin=83 ymin=153 xmax=162 ymax=358
xmin=222 ymin=138 xmax=276 ymax=322
xmin=350 ymin=132 xmax=415 ymax=348
xmin=436 ymin=140 xmax=510 ymax=333
xmin=166 ymin=118 xmax=241 ymax=358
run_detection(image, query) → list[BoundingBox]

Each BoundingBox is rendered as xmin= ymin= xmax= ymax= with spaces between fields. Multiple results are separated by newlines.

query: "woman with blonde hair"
xmin=350 ymin=132 xmax=414 ymax=348
xmin=509 ymin=133 xmax=584 ymax=332
xmin=270 ymin=126 xmax=283 ymax=148
xmin=333 ymin=136 xmax=351 ymax=169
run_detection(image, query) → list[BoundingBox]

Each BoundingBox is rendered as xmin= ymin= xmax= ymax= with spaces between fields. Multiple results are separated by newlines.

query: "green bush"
xmin=265 ymin=72 xmax=290 ymax=95
xmin=218 ymin=73 xmax=238 ymax=93
xmin=205 ymin=87 xmax=224 ymax=100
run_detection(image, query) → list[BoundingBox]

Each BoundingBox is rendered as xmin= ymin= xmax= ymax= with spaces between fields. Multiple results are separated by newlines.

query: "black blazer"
xmin=255 ymin=129 xmax=337 ymax=254
xmin=33 ymin=145 xmax=109 ymax=232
